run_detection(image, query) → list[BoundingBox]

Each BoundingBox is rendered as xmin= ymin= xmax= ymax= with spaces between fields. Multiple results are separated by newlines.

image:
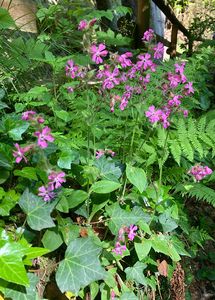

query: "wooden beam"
xmin=136 ymin=0 xmax=150 ymax=46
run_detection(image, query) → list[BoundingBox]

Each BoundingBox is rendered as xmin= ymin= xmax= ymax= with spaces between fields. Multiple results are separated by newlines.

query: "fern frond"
xmin=197 ymin=116 xmax=206 ymax=132
xmin=169 ymin=140 xmax=181 ymax=165
xmin=177 ymin=118 xmax=194 ymax=161
xmin=187 ymin=183 xmax=215 ymax=207
xmin=187 ymin=118 xmax=203 ymax=158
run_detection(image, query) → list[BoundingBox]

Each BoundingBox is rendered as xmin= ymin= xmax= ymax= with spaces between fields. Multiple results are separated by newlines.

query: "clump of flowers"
xmin=112 ymin=225 xmax=138 ymax=256
xmin=78 ymin=18 xmax=97 ymax=31
xmin=188 ymin=165 xmax=212 ymax=181
xmin=13 ymin=111 xmax=66 ymax=202
xmin=90 ymin=43 xmax=108 ymax=64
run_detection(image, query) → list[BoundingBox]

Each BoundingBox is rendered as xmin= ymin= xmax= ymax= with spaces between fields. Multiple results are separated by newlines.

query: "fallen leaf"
xmin=157 ymin=259 xmax=168 ymax=277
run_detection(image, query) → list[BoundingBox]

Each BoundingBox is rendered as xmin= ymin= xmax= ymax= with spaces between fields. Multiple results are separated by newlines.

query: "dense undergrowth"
xmin=0 ymin=1 xmax=215 ymax=299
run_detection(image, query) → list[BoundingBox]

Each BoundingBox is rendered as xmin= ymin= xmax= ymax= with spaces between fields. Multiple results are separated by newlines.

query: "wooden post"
xmin=136 ymin=0 xmax=150 ymax=47
xmin=169 ymin=24 xmax=178 ymax=58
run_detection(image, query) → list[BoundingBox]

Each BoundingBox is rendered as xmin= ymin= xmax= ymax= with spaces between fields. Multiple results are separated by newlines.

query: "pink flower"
xmin=112 ymin=242 xmax=127 ymax=256
xmin=103 ymin=68 xmax=120 ymax=90
xmin=183 ymin=109 xmax=189 ymax=117
xmin=110 ymin=290 xmax=116 ymax=300
xmin=137 ymin=53 xmax=153 ymax=70
xmin=38 ymin=186 xmax=55 ymax=202
xmin=184 ymin=82 xmax=194 ymax=95
xmin=65 ymin=60 xmax=79 ymax=78
xmin=145 ymin=106 xmax=160 ymax=123
xmin=96 ymin=150 xmax=105 ymax=159
xmin=167 ymin=72 xmax=181 ymax=88
xmin=174 ymin=62 xmax=186 ymax=75
xmin=22 ymin=111 xmax=36 ymax=121
xmin=90 ymin=44 xmax=108 ymax=64
xmin=67 ymin=86 xmax=74 ymax=93
xmin=127 ymin=224 xmax=138 ymax=241
xmin=188 ymin=165 xmax=212 ymax=181
xmin=13 ymin=143 xmax=30 ymax=163
xmin=37 ymin=116 xmax=45 ymax=124
xmin=118 ymin=52 xmax=133 ymax=68
xmin=153 ymin=42 xmax=164 ymax=59
xmin=89 ymin=18 xmax=97 ymax=27
xmin=48 ymin=171 xmax=66 ymax=190
xmin=142 ymin=29 xmax=154 ymax=42
xmin=78 ymin=20 xmax=88 ymax=31
xmin=168 ymin=95 xmax=182 ymax=107
xmin=34 ymin=126 xmax=54 ymax=149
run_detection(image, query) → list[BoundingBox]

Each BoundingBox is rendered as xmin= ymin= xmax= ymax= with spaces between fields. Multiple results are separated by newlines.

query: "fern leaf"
xmin=157 ymin=127 xmax=167 ymax=148
xmin=177 ymin=118 xmax=194 ymax=162
xmin=188 ymin=118 xmax=203 ymax=158
xmin=197 ymin=116 xmax=206 ymax=132
xmin=169 ymin=140 xmax=181 ymax=165
xmin=187 ymin=183 xmax=215 ymax=207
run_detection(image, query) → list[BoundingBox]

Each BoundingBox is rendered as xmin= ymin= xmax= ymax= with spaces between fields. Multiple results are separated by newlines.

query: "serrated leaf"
xmin=126 ymin=164 xmax=147 ymax=193
xmin=125 ymin=262 xmax=147 ymax=285
xmin=56 ymin=237 xmax=106 ymax=293
xmin=19 ymin=189 xmax=56 ymax=231
xmin=14 ymin=167 xmax=38 ymax=181
xmin=91 ymin=180 xmax=121 ymax=194
xmin=106 ymin=203 xmax=142 ymax=235
xmin=135 ymin=239 xmax=152 ymax=260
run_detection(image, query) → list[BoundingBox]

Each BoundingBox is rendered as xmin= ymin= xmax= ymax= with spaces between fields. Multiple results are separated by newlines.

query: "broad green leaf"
xmin=0 ymin=88 xmax=6 ymax=101
xmin=152 ymin=234 xmax=180 ymax=262
xmin=158 ymin=212 xmax=178 ymax=232
xmin=57 ymin=189 xmax=88 ymax=211
xmin=8 ymin=122 xmax=29 ymax=140
xmin=4 ymin=273 xmax=40 ymax=300
xmin=0 ymin=190 xmax=19 ymax=216
xmin=120 ymin=292 xmax=138 ymax=300
xmin=90 ymin=282 xmax=99 ymax=300
xmin=56 ymin=237 xmax=106 ymax=293
xmin=19 ymin=189 xmax=56 ymax=231
xmin=106 ymin=203 xmax=142 ymax=235
xmin=126 ymin=164 xmax=147 ymax=193
xmin=0 ymin=169 xmax=10 ymax=184
xmin=0 ymin=242 xmax=28 ymax=285
xmin=125 ymin=262 xmax=147 ymax=285
xmin=135 ymin=239 xmax=152 ymax=260
xmin=91 ymin=180 xmax=121 ymax=194
xmin=94 ymin=157 xmax=122 ymax=181
xmin=0 ymin=101 xmax=8 ymax=110
xmin=23 ymin=247 xmax=50 ymax=264
xmin=55 ymin=110 xmax=71 ymax=122
xmin=42 ymin=227 xmax=63 ymax=251
xmin=14 ymin=167 xmax=38 ymax=181
xmin=0 ymin=144 xmax=13 ymax=170
xmin=57 ymin=150 xmax=79 ymax=169
xmin=0 ymin=8 xmax=16 ymax=29
xmin=171 ymin=236 xmax=190 ymax=257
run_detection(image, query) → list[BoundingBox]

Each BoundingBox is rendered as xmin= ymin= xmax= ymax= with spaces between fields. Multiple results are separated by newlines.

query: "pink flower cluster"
xmin=78 ymin=18 xmax=97 ymax=31
xmin=188 ymin=165 xmax=212 ymax=181
xmin=95 ymin=149 xmax=115 ymax=159
xmin=13 ymin=143 xmax=33 ymax=163
xmin=90 ymin=43 xmax=108 ymax=64
xmin=38 ymin=171 xmax=66 ymax=202
xmin=142 ymin=28 xmax=154 ymax=42
xmin=145 ymin=62 xmax=194 ymax=128
xmin=112 ymin=225 xmax=138 ymax=256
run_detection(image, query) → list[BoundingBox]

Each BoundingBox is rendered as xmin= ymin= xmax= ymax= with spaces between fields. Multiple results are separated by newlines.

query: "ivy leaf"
xmin=125 ymin=262 xmax=147 ymax=285
xmin=158 ymin=212 xmax=178 ymax=232
xmin=94 ymin=157 xmax=122 ymax=181
xmin=56 ymin=237 xmax=106 ymax=293
xmin=0 ymin=242 xmax=28 ymax=285
xmin=42 ymin=227 xmax=63 ymax=251
xmin=106 ymin=203 xmax=141 ymax=234
xmin=126 ymin=164 xmax=147 ymax=193
xmin=134 ymin=239 xmax=152 ymax=261
xmin=19 ymin=189 xmax=56 ymax=231
xmin=91 ymin=180 xmax=121 ymax=194
xmin=8 ymin=122 xmax=29 ymax=140
xmin=4 ymin=273 xmax=40 ymax=300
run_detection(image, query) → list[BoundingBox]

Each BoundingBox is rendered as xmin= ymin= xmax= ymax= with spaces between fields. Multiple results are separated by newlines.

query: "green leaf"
xmin=14 ymin=167 xmax=38 ymax=181
xmin=57 ymin=150 xmax=79 ymax=169
xmin=5 ymin=273 xmax=40 ymax=300
xmin=0 ymin=169 xmax=10 ymax=184
xmin=152 ymin=234 xmax=180 ymax=262
xmin=90 ymin=282 xmax=99 ymax=300
xmin=0 ymin=144 xmax=13 ymax=170
xmin=42 ymin=227 xmax=63 ymax=251
xmin=0 ymin=7 xmax=16 ymax=29
xmin=125 ymin=262 xmax=147 ymax=285
xmin=135 ymin=239 xmax=152 ymax=260
xmin=120 ymin=292 xmax=138 ymax=300
xmin=57 ymin=189 xmax=88 ymax=211
xmin=56 ymin=237 xmax=106 ymax=293
xmin=91 ymin=180 xmax=121 ymax=194
xmin=55 ymin=110 xmax=71 ymax=122
xmin=0 ymin=242 xmax=28 ymax=285
xmin=94 ymin=157 xmax=122 ymax=181
xmin=126 ymin=164 xmax=147 ymax=193
xmin=8 ymin=122 xmax=29 ymax=140
xmin=0 ymin=101 xmax=8 ymax=110
xmin=158 ymin=212 xmax=178 ymax=232
xmin=106 ymin=203 xmax=142 ymax=235
xmin=19 ymin=189 xmax=56 ymax=231
xmin=0 ymin=190 xmax=19 ymax=216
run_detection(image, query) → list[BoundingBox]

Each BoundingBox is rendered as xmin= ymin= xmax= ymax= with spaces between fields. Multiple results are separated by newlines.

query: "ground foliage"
xmin=0 ymin=1 xmax=215 ymax=299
